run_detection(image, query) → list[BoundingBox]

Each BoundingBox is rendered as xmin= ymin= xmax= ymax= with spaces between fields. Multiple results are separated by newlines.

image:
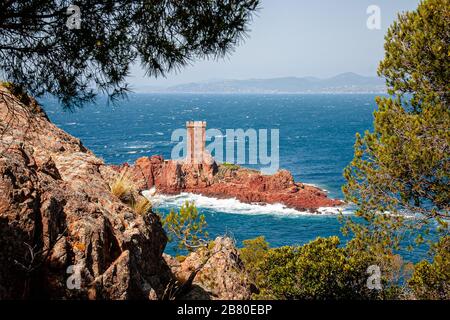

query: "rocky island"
xmin=116 ymin=121 xmax=342 ymax=212
xmin=117 ymin=155 xmax=342 ymax=212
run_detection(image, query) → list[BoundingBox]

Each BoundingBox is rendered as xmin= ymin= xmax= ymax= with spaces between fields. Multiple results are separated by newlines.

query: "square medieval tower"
xmin=186 ymin=121 xmax=206 ymax=164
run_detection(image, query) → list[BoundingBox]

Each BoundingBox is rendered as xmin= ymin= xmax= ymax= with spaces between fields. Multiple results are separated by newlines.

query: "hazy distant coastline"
xmin=134 ymin=72 xmax=386 ymax=94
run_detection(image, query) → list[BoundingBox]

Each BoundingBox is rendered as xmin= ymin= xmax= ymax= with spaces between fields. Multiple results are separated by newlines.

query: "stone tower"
xmin=186 ymin=121 xmax=206 ymax=164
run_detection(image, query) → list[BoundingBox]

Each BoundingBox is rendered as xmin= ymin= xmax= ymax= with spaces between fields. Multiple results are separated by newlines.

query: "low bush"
xmin=221 ymin=162 xmax=240 ymax=170
xmin=241 ymin=236 xmax=405 ymax=300
xmin=408 ymin=236 xmax=450 ymax=299
xmin=163 ymin=201 xmax=209 ymax=252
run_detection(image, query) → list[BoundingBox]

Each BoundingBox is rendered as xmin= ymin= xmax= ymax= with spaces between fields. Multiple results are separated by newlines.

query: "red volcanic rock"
xmin=0 ymin=85 xmax=171 ymax=299
xmin=120 ymin=156 xmax=343 ymax=212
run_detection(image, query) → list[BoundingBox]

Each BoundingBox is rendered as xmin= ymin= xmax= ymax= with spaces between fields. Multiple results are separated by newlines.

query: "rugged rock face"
xmin=0 ymin=86 xmax=172 ymax=299
xmin=164 ymin=237 xmax=252 ymax=300
xmin=0 ymin=86 xmax=251 ymax=300
xmin=119 ymin=155 xmax=342 ymax=212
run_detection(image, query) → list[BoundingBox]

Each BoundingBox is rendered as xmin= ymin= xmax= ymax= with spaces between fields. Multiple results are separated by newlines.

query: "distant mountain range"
xmin=140 ymin=73 xmax=386 ymax=94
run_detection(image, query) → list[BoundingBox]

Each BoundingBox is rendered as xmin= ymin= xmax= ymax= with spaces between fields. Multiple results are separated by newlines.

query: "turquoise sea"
xmin=42 ymin=93 xmax=433 ymax=262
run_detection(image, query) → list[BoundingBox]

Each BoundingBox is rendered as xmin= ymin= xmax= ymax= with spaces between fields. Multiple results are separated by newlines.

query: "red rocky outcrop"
xmin=0 ymin=85 xmax=174 ymax=299
xmin=118 ymin=154 xmax=342 ymax=212
xmin=163 ymin=237 xmax=251 ymax=300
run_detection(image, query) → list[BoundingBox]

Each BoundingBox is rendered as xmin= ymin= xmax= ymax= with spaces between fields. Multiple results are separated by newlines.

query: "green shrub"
xmin=240 ymin=236 xmax=270 ymax=285
xmin=408 ymin=236 xmax=450 ymax=299
xmin=221 ymin=162 xmax=240 ymax=170
xmin=243 ymin=236 xmax=404 ymax=300
xmin=163 ymin=201 xmax=209 ymax=252
xmin=175 ymin=255 xmax=186 ymax=263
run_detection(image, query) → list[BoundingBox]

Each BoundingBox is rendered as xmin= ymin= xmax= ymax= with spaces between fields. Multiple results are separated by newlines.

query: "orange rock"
xmin=122 ymin=155 xmax=343 ymax=212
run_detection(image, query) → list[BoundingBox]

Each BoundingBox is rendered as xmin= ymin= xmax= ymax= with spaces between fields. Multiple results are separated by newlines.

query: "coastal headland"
xmin=114 ymin=154 xmax=343 ymax=212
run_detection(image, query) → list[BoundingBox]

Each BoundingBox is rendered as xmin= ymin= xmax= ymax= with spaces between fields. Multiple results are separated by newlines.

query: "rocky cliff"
xmin=0 ymin=85 xmax=250 ymax=300
xmin=118 ymin=155 xmax=342 ymax=212
xmin=163 ymin=237 xmax=252 ymax=300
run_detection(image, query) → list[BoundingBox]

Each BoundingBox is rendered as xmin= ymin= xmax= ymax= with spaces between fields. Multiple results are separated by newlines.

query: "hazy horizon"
xmin=127 ymin=0 xmax=420 ymax=89
xmin=135 ymin=71 xmax=382 ymax=88
xmin=131 ymin=71 xmax=386 ymax=93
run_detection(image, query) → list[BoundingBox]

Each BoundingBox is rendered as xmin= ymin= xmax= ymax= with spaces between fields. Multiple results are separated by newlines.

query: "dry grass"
xmin=110 ymin=170 xmax=153 ymax=216
xmin=110 ymin=170 xmax=135 ymax=202
xmin=132 ymin=196 xmax=152 ymax=216
xmin=175 ymin=255 xmax=186 ymax=263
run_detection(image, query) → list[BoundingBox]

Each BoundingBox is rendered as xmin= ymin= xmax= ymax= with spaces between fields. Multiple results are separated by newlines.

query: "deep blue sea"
xmin=41 ymin=93 xmax=432 ymax=262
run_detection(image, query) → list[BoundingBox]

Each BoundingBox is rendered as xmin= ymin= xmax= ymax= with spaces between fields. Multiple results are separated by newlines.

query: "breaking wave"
xmin=143 ymin=191 xmax=351 ymax=217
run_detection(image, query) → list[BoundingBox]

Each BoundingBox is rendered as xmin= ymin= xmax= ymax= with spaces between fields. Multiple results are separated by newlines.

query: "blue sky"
xmin=128 ymin=0 xmax=420 ymax=88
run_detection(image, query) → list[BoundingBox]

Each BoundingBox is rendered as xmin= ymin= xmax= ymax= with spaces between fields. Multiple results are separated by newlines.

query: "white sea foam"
xmin=143 ymin=192 xmax=351 ymax=217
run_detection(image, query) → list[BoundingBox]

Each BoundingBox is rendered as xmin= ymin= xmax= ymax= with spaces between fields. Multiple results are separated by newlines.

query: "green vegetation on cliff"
xmin=343 ymin=0 xmax=449 ymax=255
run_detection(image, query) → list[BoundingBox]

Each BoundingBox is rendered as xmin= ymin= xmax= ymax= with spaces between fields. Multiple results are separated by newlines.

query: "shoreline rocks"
xmin=116 ymin=155 xmax=343 ymax=212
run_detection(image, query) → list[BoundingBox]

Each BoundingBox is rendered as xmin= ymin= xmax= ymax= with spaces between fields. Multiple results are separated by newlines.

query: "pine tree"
xmin=343 ymin=0 xmax=449 ymax=254
xmin=0 ymin=0 xmax=259 ymax=108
